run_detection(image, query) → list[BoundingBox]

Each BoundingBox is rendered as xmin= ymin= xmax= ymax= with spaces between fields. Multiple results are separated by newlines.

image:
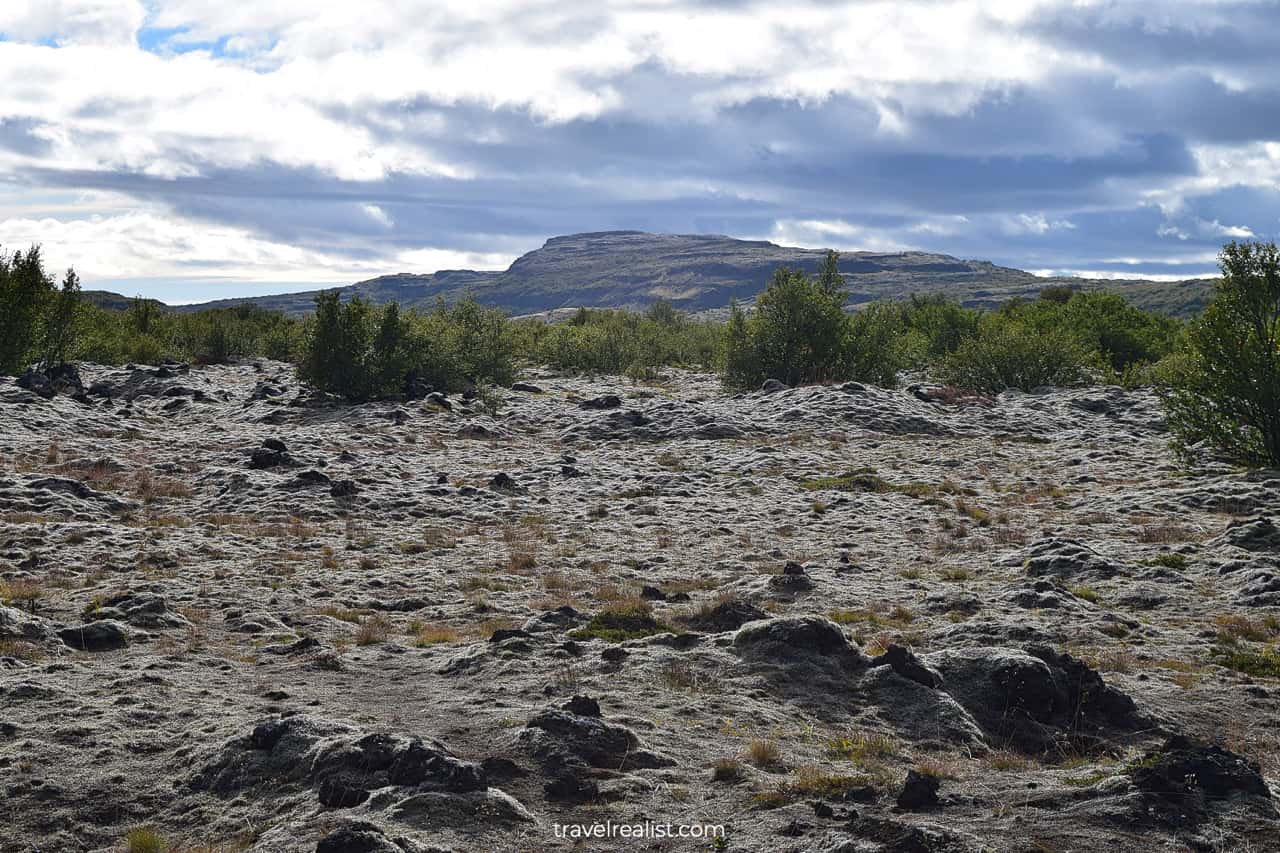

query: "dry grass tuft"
xmin=746 ymin=738 xmax=782 ymax=768
xmin=412 ymin=622 xmax=461 ymax=646
xmin=354 ymin=614 xmax=392 ymax=646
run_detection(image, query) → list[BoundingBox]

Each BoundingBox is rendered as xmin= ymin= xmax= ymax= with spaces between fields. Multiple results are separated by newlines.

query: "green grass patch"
xmin=1146 ymin=553 xmax=1189 ymax=570
xmin=570 ymin=602 xmax=672 ymax=643
xmin=1070 ymin=585 xmax=1102 ymax=604
xmin=1214 ymin=644 xmax=1280 ymax=678
xmin=799 ymin=468 xmax=953 ymax=499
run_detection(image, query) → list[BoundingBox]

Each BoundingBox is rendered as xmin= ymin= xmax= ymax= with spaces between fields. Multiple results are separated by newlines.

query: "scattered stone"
xmin=1008 ymin=538 xmax=1129 ymax=580
xmin=57 ymin=620 xmax=128 ymax=651
xmin=1210 ymin=516 xmax=1280 ymax=554
xmin=769 ymin=561 xmax=815 ymax=593
xmin=519 ymin=708 xmax=674 ymax=770
xmin=927 ymin=645 xmax=1147 ymax=754
xmin=682 ymin=599 xmax=767 ymax=633
xmin=488 ymin=472 xmax=525 ymax=494
xmin=249 ymin=447 xmax=292 ymax=469
xmin=1130 ymin=735 xmax=1276 ymax=828
xmin=314 ymin=821 xmax=402 ymax=853
xmin=870 ymin=644 xmax=944 ymax=689
xmin=562 ymin=695 xmax=600 ymax=717
xmin=579 ymin=394 xmax=622 ymax=410
xmin=895 ymin=770 xmax=940 ymax=811
xmin=330 ymin=479 xmax=359 ymax=498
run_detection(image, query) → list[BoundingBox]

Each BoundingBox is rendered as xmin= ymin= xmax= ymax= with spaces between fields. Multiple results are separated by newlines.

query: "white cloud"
xmin=0 ymin=0 xmax=145 ymax=46
xmin=0 ymin=208 xmax=514 ymax=284
xmin=1030 ymin=269 xmax=1214 ymax=281
xmin=766 ymin=218 xmax=912 ymax=252
xmin=1000 ymin=213 xmax=1077 ymax=236
xmin=361 ymin=204 xmax=393 ymax=228
xmin=1157 ymin=217 xmax=1254 ymax=241
xmin=0 ymin=1 xmax=1274 ymax=291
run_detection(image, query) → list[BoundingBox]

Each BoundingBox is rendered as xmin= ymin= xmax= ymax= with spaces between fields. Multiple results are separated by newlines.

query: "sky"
xmin=0 ymin=1 xmax=1278 ymax=303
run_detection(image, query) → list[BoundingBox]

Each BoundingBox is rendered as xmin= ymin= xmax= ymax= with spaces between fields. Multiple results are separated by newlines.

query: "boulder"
xmin=518 ymin=708 xmax=673 ymax=771
xmin=57 ymin=620 xmax=128 ymax=651
xmin=926 ymin=646 xmax=1147 ymax=754
xmin=682 ymin=599 xmax=768 ymax=633
xmin=1130 ymin=735 xmax=1276 ymax=828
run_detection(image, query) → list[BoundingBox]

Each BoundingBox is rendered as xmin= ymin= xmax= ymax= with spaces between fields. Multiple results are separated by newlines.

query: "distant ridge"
xmin=86 ymin=231 xmax=1214 ymax=318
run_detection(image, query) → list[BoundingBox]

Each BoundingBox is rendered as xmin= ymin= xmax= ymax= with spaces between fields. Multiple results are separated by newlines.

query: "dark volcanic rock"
xmin=871 ymin=644 xmax=944 ymax=689
xmin=1210 ymin=516 xmax=1280 ymax=553
xmin=1008 ymin=538 xmax=1129 ymax=580
xmin=579 ymin=394 xmax=622 ymax=410
xmin=57 ymin=620 xmax=128 ymax=651
xmin=194 ymin=716 xmax=486 ymax=797
xmin=1130 ymin=735 xmax=1276 ymax=828
xmin=683 ymin=599 xmax=768 ymax=633
xmin=249 ymin=447 xmax=293 ymax=469
xmin=734 ymin=616 xmax=861 ymax=661
xmin=733 ymin=617 xmax=869 ymax=703
xmin=562 ymin=695 xmax=601 ymax=717
xmin=317 ymin=776 xmax=371 ymax=808
xmin=896 ymin=770 xmax=941 ymax=811
xmin=488 ymin=472 xmax=525 ymax=494
xmin=314 ymin=821 xmax=402 ymax=853
xmin=519 ymin=708 xmax=673 ymax=770
xmin=926 ymin=645 xmax=1147 ymax=754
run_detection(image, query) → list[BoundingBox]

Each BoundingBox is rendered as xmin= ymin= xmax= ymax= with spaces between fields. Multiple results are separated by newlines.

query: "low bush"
xmin=935 ymin=316 xmax=1098 ymax=392
xmin=514 ymin=301 xmax=720 ymax=377
xmin=297 ymin=291 xmax=515 ymax=400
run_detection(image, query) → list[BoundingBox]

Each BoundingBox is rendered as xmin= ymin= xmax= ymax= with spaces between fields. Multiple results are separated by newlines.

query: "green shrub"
xmin=841 ymin=302 xmax=910 ymax=387
xmin=518 ymin=303 xmax=720 ymax=377
xmin=723 ymin=251 xmax=857 ymax=388
xmin=1160 ymin=241 xmax=1280 ymax=466
xmin=745 ymin=263 xmax=846 ymax=386
xmin=936 ymin=316 xmax=1096 ymax=392
xmin=0 ymin=246 xmax=84 ymax=374
xmin=898 ymin=293 xmax=981 ymax=364
xmin=298 ymin=292 xmax=516 ymax=401
xmin=299 ymin=291 xmax=377 ymax=399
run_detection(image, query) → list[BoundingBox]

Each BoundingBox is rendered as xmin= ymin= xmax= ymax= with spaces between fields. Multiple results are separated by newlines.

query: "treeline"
xmin=0 ymin=246 xmax=305 ymax=372
xmin=722 ymin=251 xmax=1181 ymax=392
xmin=3 ymin=242 xmax=1277 ymax=466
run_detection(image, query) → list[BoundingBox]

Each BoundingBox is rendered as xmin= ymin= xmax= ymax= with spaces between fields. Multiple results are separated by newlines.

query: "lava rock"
xmin=1130 ymin=734 xmax=1276 ymax=828
xmin=896 ymin=770 xmax=940 ymax=810
xmin=871 ymin=644 xmax=944 ymax=689
xmin=562 ymin=695 xmax=601 ymax=717
xmin=330 ymin=479 xmax=359 ymax=498
xmin=579 ymin=394 xmax=622 ymax=410
xmin=318 ymin=776 xmax=371 ymax=808
xmin=683 ymin=599 xmax=767 ymax=633
xmin=57 ymin=620 xmax=128 ymax=651
xmin=314 ymin=821 xmax=401 ymax=853
xmin=519 ymin=708 xmax=673 ymax=770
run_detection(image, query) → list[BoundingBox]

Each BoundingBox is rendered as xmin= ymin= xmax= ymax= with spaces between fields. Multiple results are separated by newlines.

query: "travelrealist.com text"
xmin=551 ymin=821 xmax=726 ymax=840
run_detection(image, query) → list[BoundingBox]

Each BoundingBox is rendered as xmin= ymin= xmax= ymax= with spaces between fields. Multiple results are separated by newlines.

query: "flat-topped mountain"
xmin=99 ymin=230 xmax=1211 ymax=317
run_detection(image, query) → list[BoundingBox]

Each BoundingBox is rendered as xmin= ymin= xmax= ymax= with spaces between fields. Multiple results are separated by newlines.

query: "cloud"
xmin=0 ymin=0 xmax=1276 ymax=297
xmin=1001 ymin=213 xmax=1077 ymax=236
xmin=0 ymin=0 xmax=145 ymax=46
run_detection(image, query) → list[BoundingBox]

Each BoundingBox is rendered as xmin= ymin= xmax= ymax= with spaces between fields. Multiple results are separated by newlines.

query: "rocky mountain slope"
xmin=2 ymin=363 xmax=1278 ymax=852
xmin=90 ymin=231 xmax=1213 ymax=318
